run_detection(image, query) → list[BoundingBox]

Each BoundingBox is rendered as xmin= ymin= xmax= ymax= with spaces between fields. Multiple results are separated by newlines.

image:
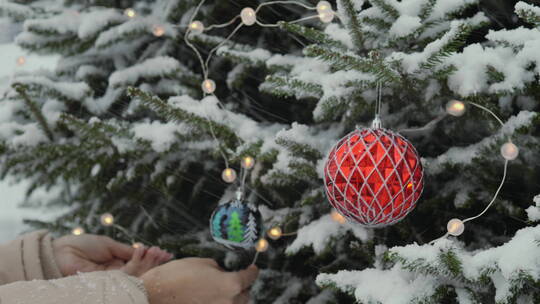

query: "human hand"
xmin=53 ymin=234 xmax=173 ymax=277
xmin=142 ymin=258 xmax=259 ymax=304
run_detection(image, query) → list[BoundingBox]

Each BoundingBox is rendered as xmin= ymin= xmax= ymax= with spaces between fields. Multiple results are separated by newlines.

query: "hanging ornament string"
xmin=373 ymin=81 xmax=383 ymax=128
xmin=205 ymin=114 xmax=230 ymax=170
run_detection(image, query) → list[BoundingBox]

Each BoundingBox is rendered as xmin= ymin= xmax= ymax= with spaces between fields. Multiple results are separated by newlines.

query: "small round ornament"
xmin=501 ymin=142 xmax=519 ymax=160
xmin=267 ymin=226 xmax=282 ymax=240
xmin=152 ymin=25 xmax=165 ymax=37
xmin=240 ymin=7 xmax=257 ymax=26
xmin=222 ymin=168 xmax=237 ymax=183
xmin=316 ymin=1 xmax=332 ymax=14
xmin=124 ymin=8 xmax=136 ymax=18
xmin=255 ymin=238 xmax=269 ymax=252
xmin=100 ymin=213 xmax=115 ymax=226
xmin=210 ymin=197 xmax=263 ymax=250
xmin=446 ymin=100 xmax=466 ymax=117
xmin=189 ymin=21 xmax=204 ymax=35
xmin=447 ymin=218 xmax=465 ymax=236
xmin=71 ymin=226 xmax=85 ymax=236
xmin=319 ymin=11 xmax=335 ymax=23
xmin=324 ymin=127 xmax=424 ymax=228
xmin=16 ymin=56 xmax=26 ymax=66
xmin=132 ymin=242 xmax=144 ymax=249
xmin=202 ymin=79 xmax=216 ymax=94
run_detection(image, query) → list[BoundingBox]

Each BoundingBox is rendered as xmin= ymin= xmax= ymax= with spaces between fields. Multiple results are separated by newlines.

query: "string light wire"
xmin=462 ymin=159 xmax=509 ymax=223
xmin=430 ymin=100 xmax=514 ymax=243
xmin=468 ymin=101 xmax=505 ymax=128
xmin=185 ymin=0 xmax=334 ymax=83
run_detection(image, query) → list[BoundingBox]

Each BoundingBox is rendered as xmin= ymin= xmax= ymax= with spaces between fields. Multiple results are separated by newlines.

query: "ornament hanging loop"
xmin=235 ymin=188 xmax=243 ymax=201
xmin=372 ymin=115 xmax=382 ymax=129
xmin=372 ymin=81 xmax=383 ymax=129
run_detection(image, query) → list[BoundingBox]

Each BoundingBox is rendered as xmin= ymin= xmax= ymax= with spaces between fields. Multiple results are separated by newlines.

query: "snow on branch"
xmin=286 ymin=214 xmax=372 ymax=254
xmin=109 ymin=56 xmax=183 ymax=87
xmin=515 ymin=1 xmax=540 ymax=26
xmin=428 ymin=111 xmax=536 ymax=173
xmin=526 ymin=195 xmax=540 ymax=222
xmin=0 ymin=0 xmax=36 ymax=21
xmin=319 ymin=216 xmax=540 ymax=303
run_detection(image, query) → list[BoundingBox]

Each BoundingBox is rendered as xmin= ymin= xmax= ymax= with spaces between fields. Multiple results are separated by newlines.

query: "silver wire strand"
xmin=468 ymin=101 xmax=506 ymax=129
xmin=462 ymin=159 xmax=509 ymax=223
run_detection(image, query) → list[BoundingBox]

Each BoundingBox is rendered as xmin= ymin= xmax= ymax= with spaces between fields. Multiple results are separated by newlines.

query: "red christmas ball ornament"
xmin=324 ymin=127 xmax=424 ymax=228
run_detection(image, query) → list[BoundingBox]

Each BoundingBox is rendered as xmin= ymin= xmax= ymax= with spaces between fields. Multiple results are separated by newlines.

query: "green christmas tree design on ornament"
xmin=227 ymin=211 xmax=245 ymax=242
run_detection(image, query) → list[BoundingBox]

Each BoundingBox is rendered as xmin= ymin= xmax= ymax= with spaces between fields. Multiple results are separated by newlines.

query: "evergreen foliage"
xmin=1 ymin=0 xmax=540 ymax=303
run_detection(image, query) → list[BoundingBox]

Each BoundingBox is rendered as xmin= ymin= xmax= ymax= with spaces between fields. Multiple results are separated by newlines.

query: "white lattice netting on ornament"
xmin=324 ymin=128 xmax=424 ymax=228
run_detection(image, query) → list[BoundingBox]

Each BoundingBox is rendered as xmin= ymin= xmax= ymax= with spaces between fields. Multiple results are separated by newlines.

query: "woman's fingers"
xmin=223 ymin=265 xmax=259 ymax=297
xmin=235 ymin=265 xmax=259 ymax=292
xmin=104 ymin=258 xmax=127 ymax=270
xmin=233 ymin=290 xmax=250 ymax=304
xmin=103 ymin=236 xmax=135 ymax=260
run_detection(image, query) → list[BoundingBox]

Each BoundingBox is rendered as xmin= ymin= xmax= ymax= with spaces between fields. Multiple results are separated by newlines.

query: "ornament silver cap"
xmin=371 ymin=114 xmax=382 ymax=128
xmin=235 ymin=189 xmax=243 ymax=201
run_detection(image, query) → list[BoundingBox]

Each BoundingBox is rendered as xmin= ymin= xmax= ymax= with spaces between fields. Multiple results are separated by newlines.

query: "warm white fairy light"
xmin=132 ymin=242 xmax=144 ymax=249
xmin=446 ymin=100 xmax=466 ymax=117
xmin=316 ymin=1 xmax=332 ymax=14
xmin=240 ymin=7 xmax=257 ymax=26
xmin=447 ymin=218 xmax=465 ymax=236
xmin=222 ymin=168 xmax=237 ymax=183
xmin=189 ymin=21 xmax=204 ymax=35
xmin=152 ymin=25 xmax=165 ymax=37
xmin=330 ymin=210 xmax=347 ymax=224
xmin=16 ymin=56 xmax=26 ymax=66
xmin=255 ymin=238 xmax=269 ymax=252
xmin=100 ymin=213 xmax=115 ymax=226
xmin=124 ymin=8 xmax=136 ymax=18
xmin=319 ymin=11 xmax=335 ymax=23
xmin=185 ymin=0 xmax=338 ymax=98
xmin=241 ymin=156 xmax=255 ymax=169
xmin=72 ymin=227 xmax=85 ymax=236
xmin=501 ymin=142 xmax=519 ymax=160
xmin=267 ymin=226 xmax=282 ymax=240
xmin=201 ymin=79 xmax=216 ymax=94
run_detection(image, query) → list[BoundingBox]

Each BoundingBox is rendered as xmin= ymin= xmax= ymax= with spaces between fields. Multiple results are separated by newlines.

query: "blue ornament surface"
xmin=210 ymin=198 xmax=263 ymax=250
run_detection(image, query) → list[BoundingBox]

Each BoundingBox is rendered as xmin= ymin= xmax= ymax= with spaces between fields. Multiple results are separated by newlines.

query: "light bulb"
xmin=447 ymin=218 xmax=465 ymax=236
xmin=330 ymin=210 xmax=346 ymax=224
xmin=132 ymin=242 xmax=144 ymax=249
xmin=241 ymin=156 xmax=255 ymax=169
xmin=124 ymin=8 xmax=136 ymax=18
xmin=189 ymin=21 xmax=204 ymax=35
xmin=222 ymin=168 xmax=237 ymax=183
xmin=316 ymin=1 xmax=332 ymax=14
xmin=255 ymin=238 xmax=269 ymax=252
xmin=16 ymin=56 xmax=26 ymax=66
xmin=319 ymin=11 xmax=335 ymax=23
xmin=152 ymin=25 xmax=165 ymax=37
xmin=446 ymin=100 xmax=466 ymax=117
xmin=241 ymin=7 xmax=257 ymax=26
xmin=100 ymin=213 xmax=115 ymax=226
xmin=267 ymin=227 xmax=282 ymax=240
xmin=501 ymin=142 xmax=519 ymax=160
xmin=72 ymin=227 xmax=85 ymax=236
xmin=201 ymin=79 xmax=216 ymax=94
